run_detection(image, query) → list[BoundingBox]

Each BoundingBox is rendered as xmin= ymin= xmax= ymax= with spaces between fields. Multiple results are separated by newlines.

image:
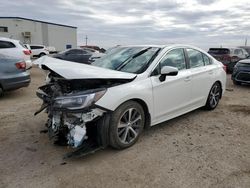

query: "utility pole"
xmin=245 ymin=37 xmax=248 ymax=46
xmin=85 ymin=35 xmax=88 ymax=46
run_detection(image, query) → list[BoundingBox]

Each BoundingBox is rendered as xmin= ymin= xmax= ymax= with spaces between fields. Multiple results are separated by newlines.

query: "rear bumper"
xmin=1 ymin=72 xmax=31 ymax=91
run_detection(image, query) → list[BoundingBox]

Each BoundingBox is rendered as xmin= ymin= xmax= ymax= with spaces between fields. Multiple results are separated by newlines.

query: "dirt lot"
xmin=0 ymin=67 xmax=250 ymax=188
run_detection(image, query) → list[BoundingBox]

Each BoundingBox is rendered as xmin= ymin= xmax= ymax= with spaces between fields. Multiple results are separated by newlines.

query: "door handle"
xmin=184 ymin=76 xmax=191 ymax=82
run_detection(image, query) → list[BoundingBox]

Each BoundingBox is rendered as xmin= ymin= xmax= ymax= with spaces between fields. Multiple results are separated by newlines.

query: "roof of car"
xmin=118 ymin=44 xmax=204 ymax=49
xmin=0 ymin=37 xmax=19 ymax=43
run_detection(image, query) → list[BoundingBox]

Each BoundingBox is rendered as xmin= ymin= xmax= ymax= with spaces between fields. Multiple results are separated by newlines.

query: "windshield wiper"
xmin=116 ymin=47 xmax=152 ymax=71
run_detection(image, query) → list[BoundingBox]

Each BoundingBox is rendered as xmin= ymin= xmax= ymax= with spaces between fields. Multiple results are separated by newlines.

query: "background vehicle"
xmin=0 ymin=54 xmax=30 ymax=96
xmin=208 ymin=47 xmax=249 ymax=73
xmin=29 ymin=44 xmax=49 ymax=58
xmin=238 ymin=46 xmax=250 ymax=55
xmin=0 ymin=37 xmax=32 ymax=69
xmin=35 ymin=44 xmax=226 ymax=157
xmin=53 ymin=48 xmax=99 ymax=64
xmin=46 ymin=46 xmax=57 ymax=54
xmin=232 ymin=59 xmax=250 ymax=85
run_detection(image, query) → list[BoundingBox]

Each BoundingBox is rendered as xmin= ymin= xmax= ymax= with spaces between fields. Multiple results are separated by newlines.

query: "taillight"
xmin=16 ymin=62 xmax=26 ymax=70
xmin=223 ymin=65 xmax=227 ymax=72
xmin=23 ymin=49 xmax=31 ymax=55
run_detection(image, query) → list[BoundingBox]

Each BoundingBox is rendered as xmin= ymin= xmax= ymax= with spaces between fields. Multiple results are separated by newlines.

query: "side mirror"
xmin=159 ymin=66 xmax=178 ymax=82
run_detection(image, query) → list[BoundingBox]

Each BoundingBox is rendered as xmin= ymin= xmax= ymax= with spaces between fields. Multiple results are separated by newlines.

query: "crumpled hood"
xmin=33 ymin=56 xmax=137 ymax=80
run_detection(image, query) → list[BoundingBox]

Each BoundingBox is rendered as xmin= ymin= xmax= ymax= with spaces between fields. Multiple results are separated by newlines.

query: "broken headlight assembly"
xmin=53 ymin=89 xmax=106 ymax=110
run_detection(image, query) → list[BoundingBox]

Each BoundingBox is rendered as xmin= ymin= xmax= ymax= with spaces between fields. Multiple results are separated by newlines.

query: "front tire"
xmin=109 ymin=101 xmax=145 ymax=149
xmin=205 ymin=82 xmax=222 ymax=110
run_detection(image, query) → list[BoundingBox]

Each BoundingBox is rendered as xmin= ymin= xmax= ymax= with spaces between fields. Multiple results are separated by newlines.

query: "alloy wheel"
xmin=117 ymin=108 xmax=142 ymax=144
xmin=209 ymin=84 xmax=220 ymax=108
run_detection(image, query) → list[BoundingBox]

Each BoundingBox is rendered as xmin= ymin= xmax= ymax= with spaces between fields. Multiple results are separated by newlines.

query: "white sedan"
xmin=35 ymin=44 xmax=226 ymax=156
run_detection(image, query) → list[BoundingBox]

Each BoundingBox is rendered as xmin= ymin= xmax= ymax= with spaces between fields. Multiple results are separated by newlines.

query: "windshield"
xmin=92 ymin=47 xmax=161 ymax=73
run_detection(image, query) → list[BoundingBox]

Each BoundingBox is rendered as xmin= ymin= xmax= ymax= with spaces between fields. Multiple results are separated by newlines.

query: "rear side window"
xmin=208 ymin=48 xmax=230 ymax=55
xmin=0 ymin=41 xmax=16 ymax=48
xmin=186 ymin=49 xmax=204 ymax=68
xmin=202 ymin=54 xmax=212 ymax=65
xmin=30 ymin=46 xmax=44 ymax=49
xmin=234 ymin=49 xmax=243 ymax=55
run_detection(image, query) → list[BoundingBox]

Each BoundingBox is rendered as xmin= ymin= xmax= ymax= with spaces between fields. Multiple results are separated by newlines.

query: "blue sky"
xmin=1 ymin=0 xmax=249 ymax=50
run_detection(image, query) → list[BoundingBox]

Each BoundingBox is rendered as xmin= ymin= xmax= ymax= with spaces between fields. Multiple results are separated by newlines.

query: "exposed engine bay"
xmin=35 ymin=67 xmax=134 ymax=158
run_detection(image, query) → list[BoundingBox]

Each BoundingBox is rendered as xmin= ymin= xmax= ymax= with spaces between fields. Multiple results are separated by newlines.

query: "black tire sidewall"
xmin=205 ymin=82 xmax=221 ymax=110
xmin=109 ymin=101 xmax=145 ymax=149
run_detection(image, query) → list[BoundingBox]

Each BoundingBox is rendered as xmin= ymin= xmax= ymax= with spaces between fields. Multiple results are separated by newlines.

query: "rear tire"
xmin=205 ymin=82 xmax=222 ymax=110
xmin=109 ymin=101 xmax=145 ymax=149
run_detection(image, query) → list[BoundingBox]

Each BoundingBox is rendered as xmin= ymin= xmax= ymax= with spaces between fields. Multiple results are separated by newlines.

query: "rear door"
xmin=150 ymin=48 xmax=192 ymax=124
xmin=185 ymin=48 xmax=215 ymax=107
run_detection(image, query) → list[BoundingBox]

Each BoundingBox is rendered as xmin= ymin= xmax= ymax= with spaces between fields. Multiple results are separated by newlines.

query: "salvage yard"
xmin=0 ymin=67 xmax=250 ymax=188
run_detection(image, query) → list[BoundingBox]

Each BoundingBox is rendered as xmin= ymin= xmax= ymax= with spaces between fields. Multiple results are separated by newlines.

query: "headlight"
xmin=53 ymin=89 xmax=106 ymax=110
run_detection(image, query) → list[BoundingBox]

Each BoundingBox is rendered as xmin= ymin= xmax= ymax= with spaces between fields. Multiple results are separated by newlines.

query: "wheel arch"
xmin=114 ymin=98 xmax=151 ymax=129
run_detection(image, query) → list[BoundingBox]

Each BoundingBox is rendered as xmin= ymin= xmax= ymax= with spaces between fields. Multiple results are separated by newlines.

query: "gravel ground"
xmin=0 ymin=67 xmax=250 ymax=188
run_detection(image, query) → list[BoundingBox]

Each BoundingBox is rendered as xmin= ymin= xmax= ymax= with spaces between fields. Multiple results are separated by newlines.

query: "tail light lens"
xmin=23 ymin=49 xmax=31 ymax=55
xmin=16 ymin=62 xmax=26 ymax=70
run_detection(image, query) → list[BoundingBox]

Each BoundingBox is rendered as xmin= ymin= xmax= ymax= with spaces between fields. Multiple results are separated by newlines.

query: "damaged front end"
xmin=36 ymin=80 xmax=109 ymax=157
xmin=34 ymin=57 xmax=136 ymax=157
xmin=36 ymin=82 xmax=106 ymax=146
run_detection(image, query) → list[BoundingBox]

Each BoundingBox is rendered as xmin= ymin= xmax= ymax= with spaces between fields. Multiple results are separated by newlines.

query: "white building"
xmin=0 ymin=17 xmax=77 ymax=51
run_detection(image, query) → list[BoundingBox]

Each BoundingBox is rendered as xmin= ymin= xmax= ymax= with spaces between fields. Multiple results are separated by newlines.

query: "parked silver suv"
xmin=0 ymin=54 xmax=30 ymax=96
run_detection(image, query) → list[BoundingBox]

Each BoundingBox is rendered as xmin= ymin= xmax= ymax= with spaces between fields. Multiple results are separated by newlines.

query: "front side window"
xmin=186 ymin=49 xmax=204 ymax=68
xmin=30 ymin=46 xmax=44 ymax=49
xmin=159 ymin=48 xmax=186 ymax=70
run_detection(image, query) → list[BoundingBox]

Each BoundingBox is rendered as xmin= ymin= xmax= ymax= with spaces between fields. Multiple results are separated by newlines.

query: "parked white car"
xmin=34 ymin=44 xmax=226 ymax=157
xmin=29 ymin=44 xmax=49 ymax=58
xmin=0 ymin=37 xmax=32 ymax=69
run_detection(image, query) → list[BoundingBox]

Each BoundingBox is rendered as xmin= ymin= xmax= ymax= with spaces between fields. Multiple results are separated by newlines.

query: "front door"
xmin=150 ymin=48 xmax=192 ymax=125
